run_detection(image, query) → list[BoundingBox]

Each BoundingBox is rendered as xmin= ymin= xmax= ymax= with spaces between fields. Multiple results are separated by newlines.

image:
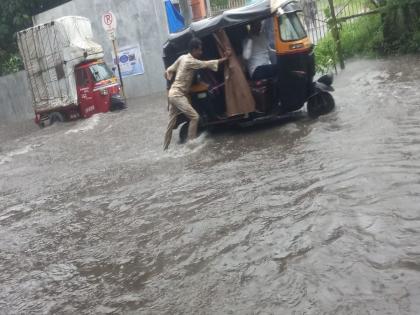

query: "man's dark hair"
xmin=189 ymin=37 xmax=202 ymax=52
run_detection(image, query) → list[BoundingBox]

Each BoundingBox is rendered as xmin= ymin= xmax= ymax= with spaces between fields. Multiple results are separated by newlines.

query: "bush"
xmin=0 ymin=52 xmax=23 ymax=76
xmin=314 ymin=34 xmax=336 ymax=74
xmin=339 ymin=14 xmax=383 ymax=58
xmin=315 ymin=0 xmax=420 ymax=73
xmin=315 ymin=14 xmax=383 ymax=73
xmin=382 ymin=0 xmax=420 ymax=54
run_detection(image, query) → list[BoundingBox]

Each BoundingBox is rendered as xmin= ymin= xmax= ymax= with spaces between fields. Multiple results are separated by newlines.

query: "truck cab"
xmin=34 ymin=60 xmax=125 ymax=127
xmin=17 ymin=16 xmax=125 ymax=128
xmin=75 ymin=60 xmax=124 ymax=118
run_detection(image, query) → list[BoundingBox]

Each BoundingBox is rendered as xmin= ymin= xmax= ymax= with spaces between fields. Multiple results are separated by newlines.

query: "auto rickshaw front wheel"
xmin=307 ymin=92 xmax=335 ymax=118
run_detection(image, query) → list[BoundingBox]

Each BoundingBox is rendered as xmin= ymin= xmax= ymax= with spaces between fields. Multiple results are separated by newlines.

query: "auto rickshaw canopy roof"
xmin=163 ymin=0 xmax=301 ymax=57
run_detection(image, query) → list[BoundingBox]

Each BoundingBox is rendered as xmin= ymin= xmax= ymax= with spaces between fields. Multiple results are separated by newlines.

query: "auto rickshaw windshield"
xmin=278 ymin=12 xmax=307 ymax=41
xmin=89 ymin=63 xmax=114 ymax=82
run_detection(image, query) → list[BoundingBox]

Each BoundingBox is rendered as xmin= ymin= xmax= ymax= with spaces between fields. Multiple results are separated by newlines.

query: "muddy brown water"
xmin=1 ymin=56 xmax=420 ymax=314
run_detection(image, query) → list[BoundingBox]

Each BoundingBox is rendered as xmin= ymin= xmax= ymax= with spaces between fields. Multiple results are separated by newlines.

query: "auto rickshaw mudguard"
xmin=313 ymin=81 xmax=334 ymax=93
xmin=313 ymin=74 xmax=335 ymax=95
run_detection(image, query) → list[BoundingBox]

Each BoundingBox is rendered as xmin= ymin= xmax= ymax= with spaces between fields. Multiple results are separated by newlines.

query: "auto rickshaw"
xmin=162 ymin=0 xmax=335 ymax=142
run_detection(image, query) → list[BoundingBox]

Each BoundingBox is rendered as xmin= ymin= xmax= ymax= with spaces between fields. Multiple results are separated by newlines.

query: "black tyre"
xmin=307 ymin=92 xmax=335 ymax=118
xmin=110 ymin=95 xmax=126 ymax=111
xmin=49 ymin=112 xmax=65 ymax=124
xmin=179 ymin=122 xmax=189 ymax=144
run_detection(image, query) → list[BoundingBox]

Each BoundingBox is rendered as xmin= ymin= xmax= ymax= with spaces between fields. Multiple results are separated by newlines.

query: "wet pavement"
xmin=1 ymin=56 xmax=420 ymax=314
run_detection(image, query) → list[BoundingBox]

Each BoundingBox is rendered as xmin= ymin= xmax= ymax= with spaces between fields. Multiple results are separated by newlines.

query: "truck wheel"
xmin=307 ymin=92 xmax=335 ymax=118
xmin=179 ymin=122 xmax=189 ymax=144
xmin=49 ymin=112 xmax=65 ymax=124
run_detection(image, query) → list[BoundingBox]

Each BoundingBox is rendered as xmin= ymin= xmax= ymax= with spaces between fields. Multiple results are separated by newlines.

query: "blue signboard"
xmin=112 ymin=44 xmax=145 ymax=78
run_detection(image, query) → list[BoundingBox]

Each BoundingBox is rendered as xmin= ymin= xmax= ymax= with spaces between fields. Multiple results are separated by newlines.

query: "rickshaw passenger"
xmin=163 ymin=38 xmax=230 ymax=150
xmin=242 ymin=21 xmax=277 ymax=81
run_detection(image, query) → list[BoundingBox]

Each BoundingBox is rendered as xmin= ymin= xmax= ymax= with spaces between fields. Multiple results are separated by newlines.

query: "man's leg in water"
xmin=168 ymin=96 xmax=200 ymax=141
xmin=163 ymin=104 xmax=180 ymax=150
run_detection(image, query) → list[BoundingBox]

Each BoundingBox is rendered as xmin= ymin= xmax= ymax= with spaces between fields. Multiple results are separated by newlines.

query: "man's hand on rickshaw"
xmin=165 ymin=70 xmax=174 ymax=81
xmin=219 ymin=49 xmax=232 ymax=63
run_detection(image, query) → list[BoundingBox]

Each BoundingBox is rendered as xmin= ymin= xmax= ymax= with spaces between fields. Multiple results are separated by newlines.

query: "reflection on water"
xmin=1 ymin=56 xmax=420 ymax=314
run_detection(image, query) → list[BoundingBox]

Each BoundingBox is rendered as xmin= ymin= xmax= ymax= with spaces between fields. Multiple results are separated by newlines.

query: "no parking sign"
xmin=101 ymin=10 xmax=125 ymax=97
xmin=102 ymin=11 xmax=117 ymax=40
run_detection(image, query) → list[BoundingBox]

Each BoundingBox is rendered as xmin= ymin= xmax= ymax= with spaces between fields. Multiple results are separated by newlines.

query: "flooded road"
xmin=1 ymin=56 xmax=420 ymax=314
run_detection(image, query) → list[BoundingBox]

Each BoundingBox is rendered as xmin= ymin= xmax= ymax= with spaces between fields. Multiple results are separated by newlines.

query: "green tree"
xmin=0 ymin=0 xmax=70 ymax=75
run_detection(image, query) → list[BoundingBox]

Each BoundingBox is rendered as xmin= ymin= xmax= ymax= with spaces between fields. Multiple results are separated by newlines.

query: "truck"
xmin=17 ymin=16 xmax=125 ymax=127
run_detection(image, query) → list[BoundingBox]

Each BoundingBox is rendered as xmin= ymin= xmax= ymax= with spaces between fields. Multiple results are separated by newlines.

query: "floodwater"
xmin=1 ymin=56 xmax=420 ymax=314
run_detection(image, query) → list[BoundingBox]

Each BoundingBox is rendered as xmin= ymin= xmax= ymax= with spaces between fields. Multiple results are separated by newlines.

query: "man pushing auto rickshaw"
xmin=163 ymin=38 xmax=231 ymax=150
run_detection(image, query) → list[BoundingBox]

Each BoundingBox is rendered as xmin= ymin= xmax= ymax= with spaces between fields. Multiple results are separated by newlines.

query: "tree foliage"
xmin=315 ymin=0 xmax=420 ymax=73
xmin=0 ymin=0 xmax=70 ymax=75
xmin=382 ymin=0 xmax=420 ymax=53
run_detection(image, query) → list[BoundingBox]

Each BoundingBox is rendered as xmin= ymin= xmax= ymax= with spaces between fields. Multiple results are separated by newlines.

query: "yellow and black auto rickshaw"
xmin=163 ymin=0 xmax=335 ymax=142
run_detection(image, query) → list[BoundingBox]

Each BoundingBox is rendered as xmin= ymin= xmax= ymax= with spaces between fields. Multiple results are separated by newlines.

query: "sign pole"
xmin=112 ymin=38 xmax=125 ymax=99
xmin=102 ymin=11 xmax=126 ymax=99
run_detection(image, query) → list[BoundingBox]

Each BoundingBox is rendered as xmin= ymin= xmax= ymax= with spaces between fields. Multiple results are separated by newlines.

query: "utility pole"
xmin=327 ymin=0 xmax=345 ymax=70
xmin=179 ymin=0 xmax=192 ymax=25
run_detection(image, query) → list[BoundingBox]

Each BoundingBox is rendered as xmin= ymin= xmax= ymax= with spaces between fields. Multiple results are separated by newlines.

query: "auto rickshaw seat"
xmin=249 ymin=78 xmax=274 ymax=113
xmin=190 ymin=82 xmax=209 ymax=93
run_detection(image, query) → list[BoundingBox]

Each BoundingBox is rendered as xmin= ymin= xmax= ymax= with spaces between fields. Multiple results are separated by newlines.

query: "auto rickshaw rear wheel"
xmin=307 ymin=92 xmax=335 ymax=118
xmin=179 ymin=122 xmax=206 ymax=144
xmin=179 ymin=122 xmax=189 ymax=144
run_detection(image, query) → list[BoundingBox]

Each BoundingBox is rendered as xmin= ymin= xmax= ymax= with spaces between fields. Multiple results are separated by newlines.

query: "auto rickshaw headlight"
xmin=289 ymin=43 xmax=304 ymax=50
xmin=197 ymin=92 xmax=207 ymax=99
xmin=100 ymin=89 xmax=109 ymax=96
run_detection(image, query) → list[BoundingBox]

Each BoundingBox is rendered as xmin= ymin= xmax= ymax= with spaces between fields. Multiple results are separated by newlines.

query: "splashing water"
xmin=1 ymin=56 xmax=420 ymax=314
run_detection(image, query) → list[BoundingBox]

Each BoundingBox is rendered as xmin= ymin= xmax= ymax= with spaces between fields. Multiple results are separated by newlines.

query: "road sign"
xmin=101 ymin=11 xmax=125 ymax=97
xmin=102 ymin=11 xmax=117 ymax=40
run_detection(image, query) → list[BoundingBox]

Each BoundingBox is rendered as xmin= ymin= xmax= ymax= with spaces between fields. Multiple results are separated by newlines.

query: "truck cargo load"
xmin=17 ymin=16 xmax=104 ymax=112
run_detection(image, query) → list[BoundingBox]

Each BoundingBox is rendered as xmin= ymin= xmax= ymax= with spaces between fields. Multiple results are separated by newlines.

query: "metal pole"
xmin=327 ymin=0 xmax=345 ymax=70
xmin=179 ymin=0 xmax=192 ymax=25
xmin=205 ymin=0 xmax=212 ymax=17
xmin=112 ymin=39 xmax=125 ymax=99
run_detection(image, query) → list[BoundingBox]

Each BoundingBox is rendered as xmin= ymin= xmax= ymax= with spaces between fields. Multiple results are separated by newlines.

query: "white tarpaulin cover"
xmin=17 ymin=16 xmax=104 ymax=112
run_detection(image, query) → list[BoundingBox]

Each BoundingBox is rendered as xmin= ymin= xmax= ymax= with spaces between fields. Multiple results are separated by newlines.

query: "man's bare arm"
xmin=218 ymin=49 xmax=232 ymax=64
